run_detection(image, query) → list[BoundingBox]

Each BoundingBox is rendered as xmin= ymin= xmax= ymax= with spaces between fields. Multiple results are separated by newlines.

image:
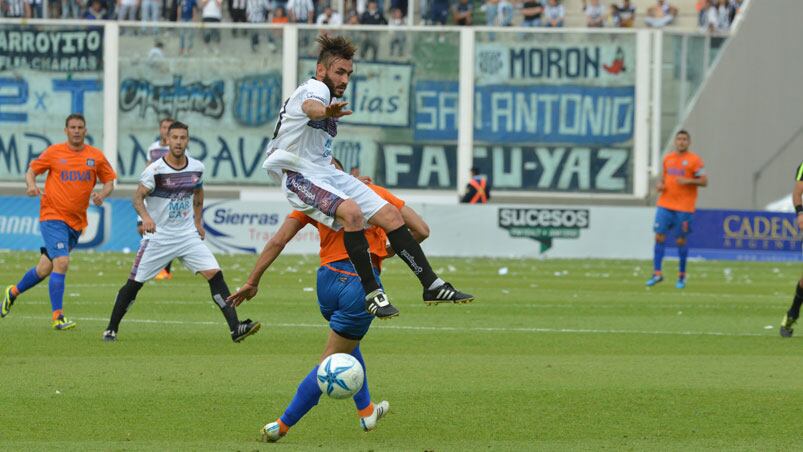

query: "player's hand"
xmin=655 ymin=181 xmax=665 ymax=192
xmin=141 ymin=218 xmax=156 ymax=234
xmin=357 ymin=175 xmax=373 ymax=185
xmin=676 ymin=177 xmax=693 ymax=185
xmin=227 ymin=283 xmax=258 ymax=306
xmin=196 ymin=223 xmax=206 ymax=240
xmin=90 ymin=191 xmax=104 ymax=206
xmin=325 ymin=101 xmax=352 ymax=119
xmin=385 ymin=243 xmax=395 ymax=258
xmin=26 ymin=184 xmax=41 ymax=197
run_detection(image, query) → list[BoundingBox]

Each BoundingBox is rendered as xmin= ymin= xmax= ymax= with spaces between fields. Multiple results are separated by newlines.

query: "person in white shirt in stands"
xmin=583 ymin=0 xmax=605 ymax=27
xmin=543 ymin=0 xmax=564 ymax=27
xmin=316 ymin=4 xmax=342 ymax=24
xmin=645 ymin=0 xmax=677 ymax=28
xmin=201 ymin=0 xmax=223 ymax=52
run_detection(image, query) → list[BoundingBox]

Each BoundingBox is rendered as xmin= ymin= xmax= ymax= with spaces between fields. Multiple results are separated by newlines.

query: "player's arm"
xmin=91 ymin=180 xmax=114 ymax=206
xmin=227 ymin=217 xmax=305 ymax=306
xmin=25 ymin=166 xmax=42 ymax=197
xmin=302 ymin=99 xmax=352 ymax=121
xmin=401 ymin=205 xmax=430 ymax=243
xmin=677 ymin=173 xmax=708 ymax=186
xmin=132 ymin=184 xmax=156 ymax=233
xmin=193 ymin=187 xmax=205 ymax=239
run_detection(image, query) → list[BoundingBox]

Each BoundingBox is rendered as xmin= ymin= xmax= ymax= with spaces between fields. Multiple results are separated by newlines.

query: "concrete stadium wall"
xmin=679 ymin=0 xmax=803 ymax=210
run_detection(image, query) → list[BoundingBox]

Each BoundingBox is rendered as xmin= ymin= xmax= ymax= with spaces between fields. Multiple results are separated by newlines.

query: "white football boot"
xmin=360 ymin=400 xmax=389 ymax=432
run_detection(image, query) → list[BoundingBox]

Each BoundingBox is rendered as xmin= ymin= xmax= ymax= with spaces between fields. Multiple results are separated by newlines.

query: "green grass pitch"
xmin=2 ymin=250 xmax=803 ymax=450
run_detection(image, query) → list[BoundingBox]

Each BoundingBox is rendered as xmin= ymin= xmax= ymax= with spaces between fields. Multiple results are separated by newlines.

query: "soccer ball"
xmin=316 ymin=353 xmax=365 ymax=399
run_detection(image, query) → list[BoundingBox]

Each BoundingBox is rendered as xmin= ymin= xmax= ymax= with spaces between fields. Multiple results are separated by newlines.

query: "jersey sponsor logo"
xmin=666 ymin=168 xmax=685 ymax=176
xmin=498 ymin=208 xmax=589 ymax=252
xmin=60 ymin=169 xmax=92 ymax=182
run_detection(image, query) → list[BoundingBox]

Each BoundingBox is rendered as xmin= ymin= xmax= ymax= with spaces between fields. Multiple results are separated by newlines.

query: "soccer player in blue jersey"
xmin=228 ymin=160 xmax=430 ymax=441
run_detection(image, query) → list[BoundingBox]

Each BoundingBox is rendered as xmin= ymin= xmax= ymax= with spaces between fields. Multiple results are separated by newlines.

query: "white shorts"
xmin=129 ymin=235 xmax=220 ymax=282
xmin=280 ymin=164 xmax=387 ymax=231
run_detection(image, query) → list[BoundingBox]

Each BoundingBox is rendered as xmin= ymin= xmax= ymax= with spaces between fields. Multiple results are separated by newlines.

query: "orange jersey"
xmin=288 ymin=184 xmax=405 ymax=271
xmin=656 ymin=150 xmax=705 ymax=213
xmin=30 ymin=143 xmax=116 ymax=231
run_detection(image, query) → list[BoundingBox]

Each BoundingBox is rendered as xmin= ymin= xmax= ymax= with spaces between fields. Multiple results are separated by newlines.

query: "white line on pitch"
xmin=17 ymin=316 xmax=768 ymax=337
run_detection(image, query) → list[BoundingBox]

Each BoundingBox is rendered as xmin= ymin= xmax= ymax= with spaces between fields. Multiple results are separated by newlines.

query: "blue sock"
xmin=49 ymin=272 xmax=66 ymax=315
xmin=678 ymin=246 xmax=688 ymax=277
xmin=14 ymin=267 xmax=44 ymax=297
xmin=280 ymin=366 xmax=322 ymax=427
xmin=351 ymin=346 xmax=371 ymax=411
xmin=653 ymin=241 xmax=665 ymax=274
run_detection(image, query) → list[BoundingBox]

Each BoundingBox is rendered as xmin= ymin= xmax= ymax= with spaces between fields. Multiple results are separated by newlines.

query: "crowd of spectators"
xmin=0 ymin=0 xmax=744 ymax=31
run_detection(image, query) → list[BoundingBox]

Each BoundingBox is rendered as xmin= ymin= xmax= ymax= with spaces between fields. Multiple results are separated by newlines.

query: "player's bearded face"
xmin=168 ymin=130 xmax=189 ymax=157
xmin=321 ymin=58 xmax=352 ymax=98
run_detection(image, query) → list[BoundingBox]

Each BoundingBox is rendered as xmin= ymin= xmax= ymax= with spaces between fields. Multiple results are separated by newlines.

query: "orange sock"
xmin=357 ymin=403 xmax=374 ymax=418
xmin=10 ymin=286 xmax=19 ymax=297
xmin=276 ymin=418 xmax=289 ymax=434
xmin=52 ymin=309 xmax=63 ymax=321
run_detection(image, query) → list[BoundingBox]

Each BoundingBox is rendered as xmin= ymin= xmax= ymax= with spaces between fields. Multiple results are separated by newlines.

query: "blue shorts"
xmin=654 ymin=207 xmax=694 ymax=238
xmin=316 ymin=260 xmax=378 ymax=340
xmin=40 ymin=220 xmax=81 ymax=259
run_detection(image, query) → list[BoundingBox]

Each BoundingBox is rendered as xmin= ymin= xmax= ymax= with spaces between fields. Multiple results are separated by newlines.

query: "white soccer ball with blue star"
xmin=317 ymin=353 xmax=365 ymax=399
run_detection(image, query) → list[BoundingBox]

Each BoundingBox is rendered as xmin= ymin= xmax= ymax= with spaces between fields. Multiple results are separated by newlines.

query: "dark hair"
xmin=332 ymin=157 xmax=344 ymax=170
xmin=159 ymin=117 xmax=175 ymax=126
xmin=316 ymin=34 xmax=357 ymax=67
xmin=676 ymin=129 xmax=690 ymax=138
xmin=470 ymin=166 xmax=481 ymax=175
xmin=168 ymin=121 xmax=189 ymax=132
xmin=65 ymin=113 xmax=85 ymax=127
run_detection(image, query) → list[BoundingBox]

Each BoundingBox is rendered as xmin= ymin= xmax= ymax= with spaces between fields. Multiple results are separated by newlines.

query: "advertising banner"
xmin=0 ymin=27 xmax=104 ymax=182
xmin=679 ymin=209 xmax=803 ymax=261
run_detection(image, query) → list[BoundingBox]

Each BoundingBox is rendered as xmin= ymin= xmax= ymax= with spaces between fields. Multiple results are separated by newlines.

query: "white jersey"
xmin=140 ymin=156 xmax=204 ymax=240
xmin=147 ymin=140 xmax=169 ymax=164
xmin=262 ymin=78 xmax=338 ymax=177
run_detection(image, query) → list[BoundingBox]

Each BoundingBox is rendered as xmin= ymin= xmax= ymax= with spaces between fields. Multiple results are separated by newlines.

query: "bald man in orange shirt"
xmin=2 ymin=114 xmax=116 ymax=330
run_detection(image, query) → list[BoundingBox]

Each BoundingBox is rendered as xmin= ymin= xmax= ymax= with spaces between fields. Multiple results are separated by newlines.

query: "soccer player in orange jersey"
xmin=1 ymin=114 xmax=116 ymax=329
xmin=228 ymin=159 xmax=430 ymax=441
xmin=646 ymin=130 xmax=708 ymax=289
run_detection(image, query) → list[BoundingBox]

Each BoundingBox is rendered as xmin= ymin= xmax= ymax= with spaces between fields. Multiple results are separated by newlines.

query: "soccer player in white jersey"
xmin=140 ymin=117 xmax=177 ymax=280
xmin=102 ymin=121 xmax=261 ymax=343
xmin=261 ymin=35 xmax=473 ymax=319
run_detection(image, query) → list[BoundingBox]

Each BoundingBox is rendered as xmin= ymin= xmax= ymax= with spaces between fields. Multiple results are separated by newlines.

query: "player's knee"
xmin=655 ymin=234 xmax=666 ymax=244
xmin=369 ymin=204 xmax=403 ymax=231
xmin=52 ymin=256 xmax=69 ymax=273
xmin=36 ymin=257 xmax=53 ymax=277
xmin=336 ymin=200 xmax=364 ymax=230
xmin=676 ymin=238 xmax=687 ymax=247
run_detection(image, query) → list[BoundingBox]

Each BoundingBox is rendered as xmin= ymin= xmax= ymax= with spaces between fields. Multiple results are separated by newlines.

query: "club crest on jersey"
xmin=682 ymin=160 xmax=688 ymax=166
xmin=86 ymin=158 xmax=95 ymax=167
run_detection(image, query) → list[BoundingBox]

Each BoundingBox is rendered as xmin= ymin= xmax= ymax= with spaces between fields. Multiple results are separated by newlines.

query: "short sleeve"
xmin=139 ymin=164 xmax=156 ymax=192
xmin=288 ymin=210 xmax=313 ymax=227
xmin=303 ymin=80 xmax=331 ymax=106
xmin=96 ymin=153 xmax=117 ymax=183
xmin=29 ymin=148 xmax=52 ymax=175
xmin=371 ymin=185 xmax=405 ymax=209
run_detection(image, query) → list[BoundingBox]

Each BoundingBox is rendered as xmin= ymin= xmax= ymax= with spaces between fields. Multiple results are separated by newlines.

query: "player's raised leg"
xmin=369 ymin=204 xmax=474 ymax=305
xmin=2 ymin=254 xmax=52 ymax=318
xmin=780 ymin=279 xmax=803 ymax=337
xmin=335 ymin=199 xmax=399 ymax=319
